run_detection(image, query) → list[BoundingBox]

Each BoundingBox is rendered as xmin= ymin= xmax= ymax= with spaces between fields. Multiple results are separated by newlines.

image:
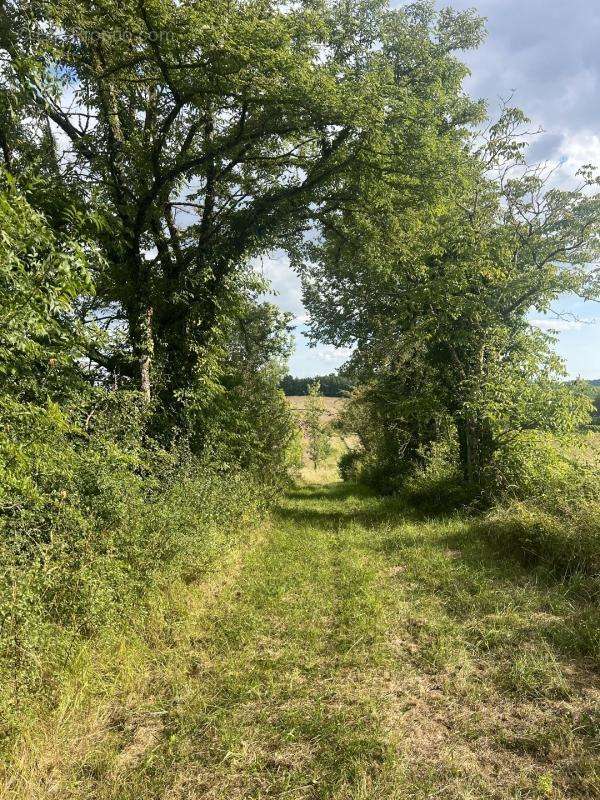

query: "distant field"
xmin=286 ymin=395 xmax=346 ymax=424
xmin=286 ymin=396 xmax=350 ymax=483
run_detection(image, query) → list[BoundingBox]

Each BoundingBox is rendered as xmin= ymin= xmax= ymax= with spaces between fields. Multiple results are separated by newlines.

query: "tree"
xmin=304 ymin=381 xmax=332 ymax=470
xmin=200 ymin=297 xmax=298 ymax=479
xmin=299 ymin=107 xmax=600 ymax=490
xmin=0 ymin=0 xmax=485 ymax=438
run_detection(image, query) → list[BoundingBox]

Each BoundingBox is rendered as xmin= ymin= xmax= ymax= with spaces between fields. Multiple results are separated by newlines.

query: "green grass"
xmin=3 ymin=478 xmax=600 ymax=798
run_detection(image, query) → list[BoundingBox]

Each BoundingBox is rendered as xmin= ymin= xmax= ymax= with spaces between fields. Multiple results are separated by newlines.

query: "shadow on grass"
xmin=284 ymin=482 xmax=373 ymax=502
xmin=276 ymin=481 xmax=462 ymax=532
xmin=281 ymin=480 xmax=600 ymax=662
xmin=430 ymin=519 xmax=600 ymax=664
xmin=283 ymin=480 xmax=595 ymax=594
xmin=287 ymin=480 xmax=596 ymax=604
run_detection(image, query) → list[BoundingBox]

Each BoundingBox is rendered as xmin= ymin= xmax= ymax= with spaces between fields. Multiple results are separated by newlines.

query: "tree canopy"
xmin=298 ymin=106 xmax=600 ymax=489
xmin=2 ymin=0 xmax=595 ymax=493
xmin=0 ymin=0 xmax=484 ymax=438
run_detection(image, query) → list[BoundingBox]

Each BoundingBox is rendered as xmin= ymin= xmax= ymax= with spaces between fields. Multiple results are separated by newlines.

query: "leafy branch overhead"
xmin=0 ymin=0 xmax=484 ymax=434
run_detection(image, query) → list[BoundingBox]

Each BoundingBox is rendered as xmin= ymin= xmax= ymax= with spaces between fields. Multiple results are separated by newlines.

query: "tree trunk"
xmin=139 ymin=304 xmax=154 ymax=402
xmin=129 ymin=299 xmax=154 ymax=402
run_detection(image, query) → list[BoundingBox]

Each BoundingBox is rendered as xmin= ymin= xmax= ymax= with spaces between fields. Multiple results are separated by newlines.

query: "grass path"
xmin=7 ymin=481 xmax=600 ymax=799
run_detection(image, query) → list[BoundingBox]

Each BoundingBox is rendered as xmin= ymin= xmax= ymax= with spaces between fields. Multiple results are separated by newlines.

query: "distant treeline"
xmin=570 ymin=378 xmax=600 ymax=403
xmin=280 ymin=374 xmax=354 ymax=397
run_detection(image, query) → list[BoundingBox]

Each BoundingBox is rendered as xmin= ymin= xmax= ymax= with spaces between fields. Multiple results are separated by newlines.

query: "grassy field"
xmin=286 ymin=395 xmax=347 ymax=421
xmin=286 ymin=395 xmax=352 ymax=484
xmin=4 ymin=448 xmax=600 ymax=798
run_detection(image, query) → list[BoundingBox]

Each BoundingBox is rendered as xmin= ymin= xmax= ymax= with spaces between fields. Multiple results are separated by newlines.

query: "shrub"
xmin=401 ymin=435 xmax=475 ymax=511
xmin=483 ymin=499 xmax=600 ymax=582
xmin=479 ymin=431 xmax=593 ymax=503
xmin=338 ymin=449 xmax=362 ymax=482
xmin=0 ymin=391 xmax=268 ymax=750
xmin=201 ymin=367 xmax=301 ymax=488
xmin=480 ymin=432 xmax=600 ymax=582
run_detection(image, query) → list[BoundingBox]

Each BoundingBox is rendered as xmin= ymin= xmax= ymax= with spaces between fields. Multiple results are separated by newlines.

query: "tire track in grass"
xmin=142 ymin=482 xmax=404 ymax=800
xmin=47 ymin=480 xmax=600 ymax=800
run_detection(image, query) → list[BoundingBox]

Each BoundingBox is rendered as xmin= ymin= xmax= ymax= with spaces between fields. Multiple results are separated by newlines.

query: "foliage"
xmin=0 ymin=172 xmax=95 ymax=401
xmin=0 ymin=392 xmax=267 ymax=745
xmin=303 ymin=381 xmax=333 ymax=470
xmin=334 ymin=369 xmax=451 ymax=491
xmin=484 ymin=497 xmax=600 ymax=585
xmin=0 ymin=0 xmax=484 ymax=434
xmin=0 ymin=172 xmax=297 ymax=750
xmin=299 ymin=105 xmax=600 ymax=496
xmin=197 ymin=298 xmax=301 ymax=482
xmin=473 ymin=430 xmax=600 ymax=584
xmin=202 ymin=369 xmax=301 ymax=487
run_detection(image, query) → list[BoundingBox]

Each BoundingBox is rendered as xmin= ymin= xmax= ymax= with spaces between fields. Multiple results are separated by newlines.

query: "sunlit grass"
xmin=3 ymin=456 xmax=600 ymax=798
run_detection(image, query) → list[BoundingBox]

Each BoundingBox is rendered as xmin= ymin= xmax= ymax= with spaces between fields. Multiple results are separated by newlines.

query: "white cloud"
xmin=530 ymin=318 xmax=584 ymax=332
xmin=557 ymin=131 xmax=600 ymax=173
xmin=315 ymin=346 xmax=354 ymax=363
xmin=254 ymin=252 xmax=305 ymax=317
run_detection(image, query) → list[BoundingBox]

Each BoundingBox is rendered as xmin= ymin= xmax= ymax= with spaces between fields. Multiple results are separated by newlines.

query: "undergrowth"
xmin=0 ymin=393 xmax=271 ymax=757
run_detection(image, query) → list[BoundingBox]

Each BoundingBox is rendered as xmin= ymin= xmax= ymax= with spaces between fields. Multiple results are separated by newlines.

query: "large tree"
xmin=0 ymin=0 xmax=485 ymax=434
xmin=300 ymin=108 xmax=600 ymax=486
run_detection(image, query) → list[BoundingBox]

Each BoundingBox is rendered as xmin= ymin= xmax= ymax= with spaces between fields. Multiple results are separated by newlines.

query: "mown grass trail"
xmin=6 ymin=481 xmax=600 ymax=799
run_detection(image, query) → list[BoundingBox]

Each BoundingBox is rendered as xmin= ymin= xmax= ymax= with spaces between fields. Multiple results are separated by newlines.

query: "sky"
xmin=263 ymin=0 xmax=600 ymax=378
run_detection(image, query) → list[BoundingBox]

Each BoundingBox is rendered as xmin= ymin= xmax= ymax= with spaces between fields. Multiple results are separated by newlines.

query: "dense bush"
xmin=478 ymin=432 xmax=600 ymax=583
xmin=196 ymin=300 xmax=302 ymax=485
xmin=483 ymin=498 xmax=600 ymax=586
xmin=338 ymin=382 xmax=600 ymax=579
xmin=338 ymin=449 xmax=362 ymax=483
xmin=339 ymin=372 xmax=593 ymax=493
xmin=0 ymin=392 xmax=268 ymax=746
xmin=202 ymin=368 xmax=302 ymax=486
xmin=336 ymin=381 xmax=460 ymax=495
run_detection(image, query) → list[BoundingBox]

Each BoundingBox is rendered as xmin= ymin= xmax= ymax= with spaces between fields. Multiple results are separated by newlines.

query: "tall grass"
xmin=0 ymin=396 xmax=269 ymax=758
xmin=480 ymin=431 xmax=600 ymax=588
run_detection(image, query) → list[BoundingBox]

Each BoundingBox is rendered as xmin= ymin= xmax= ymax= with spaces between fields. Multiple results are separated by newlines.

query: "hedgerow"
xmin=0 ymin=392 xmax=271 ymax=750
